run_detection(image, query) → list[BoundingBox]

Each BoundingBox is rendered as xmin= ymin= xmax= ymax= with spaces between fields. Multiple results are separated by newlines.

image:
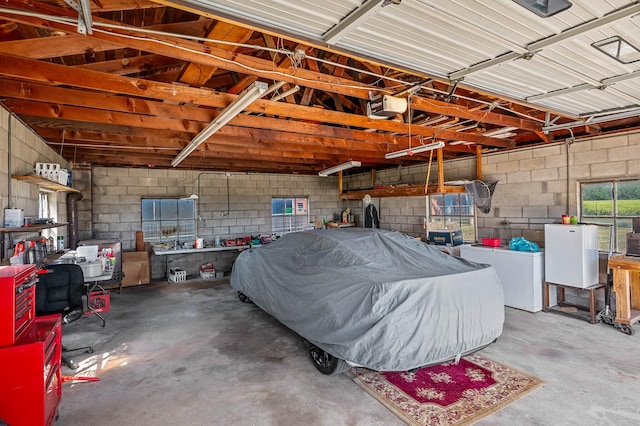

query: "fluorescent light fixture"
xmin=593 ymin=36 xmax=640 ymax=64
xmin=172 ymin=81 xmax=268 ymax=167
xmin=318 ymin=161 xmax=361 ymax=177
xmin=512 ymin=0 xmax=572 ymax=17
xmin=323 ymin=0 xmax=402 ymax=44
xmin=385 ymin=141 xmax=445 ymax=159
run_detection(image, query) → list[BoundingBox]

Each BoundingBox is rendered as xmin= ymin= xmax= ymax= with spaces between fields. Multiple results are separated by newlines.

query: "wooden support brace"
xmin=476 ymin=145 xmax=483 ymax=181
xmin=437 ymin=148 xmax=445 ymax=193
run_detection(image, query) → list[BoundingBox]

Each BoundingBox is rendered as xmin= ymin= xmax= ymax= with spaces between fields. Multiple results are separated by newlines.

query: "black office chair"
xmin=36 ymin=263 xmax=93 ymax=370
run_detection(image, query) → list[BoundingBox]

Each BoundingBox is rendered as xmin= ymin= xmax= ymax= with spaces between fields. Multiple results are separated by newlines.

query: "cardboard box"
xmin=122 ymin=251 xmax=151 ymax=287
xmin=428 ymin=229 xmax=464 ymax=246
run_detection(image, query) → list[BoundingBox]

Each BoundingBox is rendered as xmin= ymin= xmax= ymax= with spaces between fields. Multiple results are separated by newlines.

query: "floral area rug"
xmin=348 ymin=354 xmax=544 ymax=426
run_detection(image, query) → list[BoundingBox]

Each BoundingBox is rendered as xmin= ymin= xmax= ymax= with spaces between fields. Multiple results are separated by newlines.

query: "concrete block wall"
xmin=343 ymin=158 xmax=477 ymax=237
xmin=1 ymin=106 xmax=71 ymax=259
xmin=481 ymin=132 xmax=640 ymax=246
xmin=344 ymin=131 xmax=640 ymax=245
xmin=90 ymin=167 xmax=342 ymax=277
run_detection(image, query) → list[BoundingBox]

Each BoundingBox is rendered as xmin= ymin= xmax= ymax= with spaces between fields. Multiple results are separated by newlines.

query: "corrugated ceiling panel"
xmin=534 ymin=88 xmax=638 ymax=116
xmin=182 ymin=0 xmax=640 ymax=116
xmin=181 ymin=0 xmax=356 ymax=37
xmin=339 ymin=6 xmax=509 ymax=77
xmin=468 ymin=59 xmax=585 ymax=97
xmin=611 ymin=79 xmax=640 ymax=102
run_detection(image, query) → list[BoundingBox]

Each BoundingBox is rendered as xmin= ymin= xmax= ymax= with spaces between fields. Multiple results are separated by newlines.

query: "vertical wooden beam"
xmin=476 ymin=145 xmax=483 ymax=181
xmin=437 ymin=148 xmax=445 ymax=193
xmin=338 ymin=170 xmax=343 ymax=195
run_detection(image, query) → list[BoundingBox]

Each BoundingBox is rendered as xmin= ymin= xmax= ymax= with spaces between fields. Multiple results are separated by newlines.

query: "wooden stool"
xmin=543 ymin=282 xmax=605 ymax=324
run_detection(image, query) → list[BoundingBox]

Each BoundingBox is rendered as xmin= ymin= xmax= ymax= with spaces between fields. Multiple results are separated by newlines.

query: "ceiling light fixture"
xmin=385 ymin=141 xmax=445 ymax=159
xmin=592 ymin=36 xmax=640 ymax=64
xmin=172 ymin=81 xmax=268 ymax=167
xmin=318 ymin=161 xmax=362 ymax=177
xmin=512 ymin=0 xmax=572 ymax=18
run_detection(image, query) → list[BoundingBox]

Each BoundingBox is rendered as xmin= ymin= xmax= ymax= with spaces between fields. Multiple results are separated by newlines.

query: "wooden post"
xmin=338 ymin=170 xmax=343 ymax=195
xmin=476 ymin=145 xmax=483 ymax=181
xmin=437 ymin=148 xmax=445 ymax=193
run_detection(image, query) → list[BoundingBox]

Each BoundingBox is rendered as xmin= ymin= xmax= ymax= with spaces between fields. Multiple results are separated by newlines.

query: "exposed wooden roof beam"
xmin=0 ymin=55 xmax=514 ymax=147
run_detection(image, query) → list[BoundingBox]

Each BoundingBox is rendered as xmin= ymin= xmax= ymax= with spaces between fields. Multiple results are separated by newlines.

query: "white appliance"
xmin=460 ymin=245 xmax=553 ymax=312
xmin=544 ymin=224 xmax=599 ymax=288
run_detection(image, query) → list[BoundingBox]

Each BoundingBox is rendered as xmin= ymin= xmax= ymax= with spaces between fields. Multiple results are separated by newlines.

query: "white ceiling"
xmin=171 ymin=0 xmax=640 ymax=120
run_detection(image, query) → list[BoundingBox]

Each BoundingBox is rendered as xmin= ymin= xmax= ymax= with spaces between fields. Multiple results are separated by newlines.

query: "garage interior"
xmin=1 ymin=0 xmax=640 ymax=425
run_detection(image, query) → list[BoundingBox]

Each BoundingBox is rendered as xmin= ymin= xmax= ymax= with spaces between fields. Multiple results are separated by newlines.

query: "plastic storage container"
xmin=482 ymin=237 xmax=501 ymax=247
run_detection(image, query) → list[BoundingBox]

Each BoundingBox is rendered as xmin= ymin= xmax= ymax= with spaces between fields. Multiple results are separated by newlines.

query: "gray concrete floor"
xmin=57 ymin=278 xmax=640 ymax=426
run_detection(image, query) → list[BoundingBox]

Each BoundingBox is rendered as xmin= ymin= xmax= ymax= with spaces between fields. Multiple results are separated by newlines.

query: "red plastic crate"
xmin=482 ymin=237 xmax=501 ymax=247
xmin=86 ymin=290 xmax=110 ymax=315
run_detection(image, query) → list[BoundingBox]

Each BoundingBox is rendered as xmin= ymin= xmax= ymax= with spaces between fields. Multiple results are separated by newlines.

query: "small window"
xmin=580 ymin=179 xmax=640 ymax=252
xmin=272 ymin=197 xmax=309 ymax=235
xmin=38 ymin=191 xmax=50 ymax=219
xmin=592 ymin=36 xmax=640 ymax=64
xmin=141 ymin=198 xmax=196 ymax=243
xmin=428 ymin=193 xmax=476 ymax=242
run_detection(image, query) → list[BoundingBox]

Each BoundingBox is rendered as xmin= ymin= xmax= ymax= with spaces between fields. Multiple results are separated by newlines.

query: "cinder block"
xmin=523 ymin=206 xmax=548 ymax=218
xmin=608 ymin=146 xmax=638 ymax=162
xmin=531 ymin=168 xmax=559 ymax=181
xmin=528 ymin=193 xmax=556 ymax=206
xmin=591 ymin=161 xmax=626 ymax=178
xmin=573 ymin=149 xmax=607 ymax=165
xmin=506 ymin=171 xmax=531 ymax=183
xmin=597 ymin=134 xmax=628 ymax=149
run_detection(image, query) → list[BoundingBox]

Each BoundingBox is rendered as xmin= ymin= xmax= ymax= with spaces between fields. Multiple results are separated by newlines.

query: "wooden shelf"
xmin=11 ymin=175 xmax=80 ymax=193
xmin=0 ymin=223 xmax=68 ymax=233
xmin=339 ymin=184 xmax=465 ymax=200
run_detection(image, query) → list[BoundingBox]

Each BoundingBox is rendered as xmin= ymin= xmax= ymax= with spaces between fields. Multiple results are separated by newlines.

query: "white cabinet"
xmin=544 ymin=224 xmax=599 ymax=288
xmin=460 ymin=245 xmax=553 ymax=312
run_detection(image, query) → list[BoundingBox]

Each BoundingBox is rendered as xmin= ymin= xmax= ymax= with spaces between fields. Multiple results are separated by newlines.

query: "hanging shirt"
xmin=364 ymin=203 xmax=380 ymax=228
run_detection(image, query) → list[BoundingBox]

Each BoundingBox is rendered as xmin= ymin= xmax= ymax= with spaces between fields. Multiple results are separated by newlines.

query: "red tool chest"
xmin=0 ymin=264 xmax=62 ymax=426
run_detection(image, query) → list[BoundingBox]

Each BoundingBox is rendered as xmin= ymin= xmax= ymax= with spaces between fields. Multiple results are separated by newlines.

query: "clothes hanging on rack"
xmin=364 ymin=203 xmax=380 ymax=228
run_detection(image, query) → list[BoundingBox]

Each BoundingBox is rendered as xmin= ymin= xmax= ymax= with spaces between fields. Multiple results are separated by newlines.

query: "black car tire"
xmin=237 ymin=292 xmax=253 ymax=304
xmin=307 ymin=342 xmax=350 ymax=375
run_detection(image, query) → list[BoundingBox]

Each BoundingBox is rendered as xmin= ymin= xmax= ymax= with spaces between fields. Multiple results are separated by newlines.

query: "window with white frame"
xmin=580 ymin=179 xmax=640 ymax=252
xmin=428 ymin=193 xmax=476 ymax=242
xmin=271 ymin=197 xmax=309 ymax=235
xmin=141 ymin=198 xmax=196 ymax=243
xmin=38 ymin=191 xmax=50 ymax=220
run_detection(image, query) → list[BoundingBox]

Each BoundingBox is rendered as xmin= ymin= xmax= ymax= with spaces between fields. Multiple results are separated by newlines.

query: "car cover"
xmin=231 ymin=228 xmax=504 ymax=372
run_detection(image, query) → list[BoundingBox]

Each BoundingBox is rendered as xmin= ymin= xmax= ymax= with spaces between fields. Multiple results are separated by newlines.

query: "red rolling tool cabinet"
xmin=0 ymin=264 xmax=62 ymax=426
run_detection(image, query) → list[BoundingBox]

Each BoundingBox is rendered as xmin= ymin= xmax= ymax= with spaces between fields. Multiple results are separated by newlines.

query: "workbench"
xmin=608 ymin=254 xmax=640 ymax=326
xmin=153 ymin=245 xmax=255 ymax=279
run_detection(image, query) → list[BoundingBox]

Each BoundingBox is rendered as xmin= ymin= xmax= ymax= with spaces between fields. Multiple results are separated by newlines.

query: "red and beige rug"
xmin=348 ymin=354 xmax=544 ymax=426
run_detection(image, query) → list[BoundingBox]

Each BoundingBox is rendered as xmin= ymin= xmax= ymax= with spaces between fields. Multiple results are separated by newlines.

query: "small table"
xmin=608 ymin=255 xmax=640 ymax=326
xmin=543 ymin=282 xmax=605 ymax=324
